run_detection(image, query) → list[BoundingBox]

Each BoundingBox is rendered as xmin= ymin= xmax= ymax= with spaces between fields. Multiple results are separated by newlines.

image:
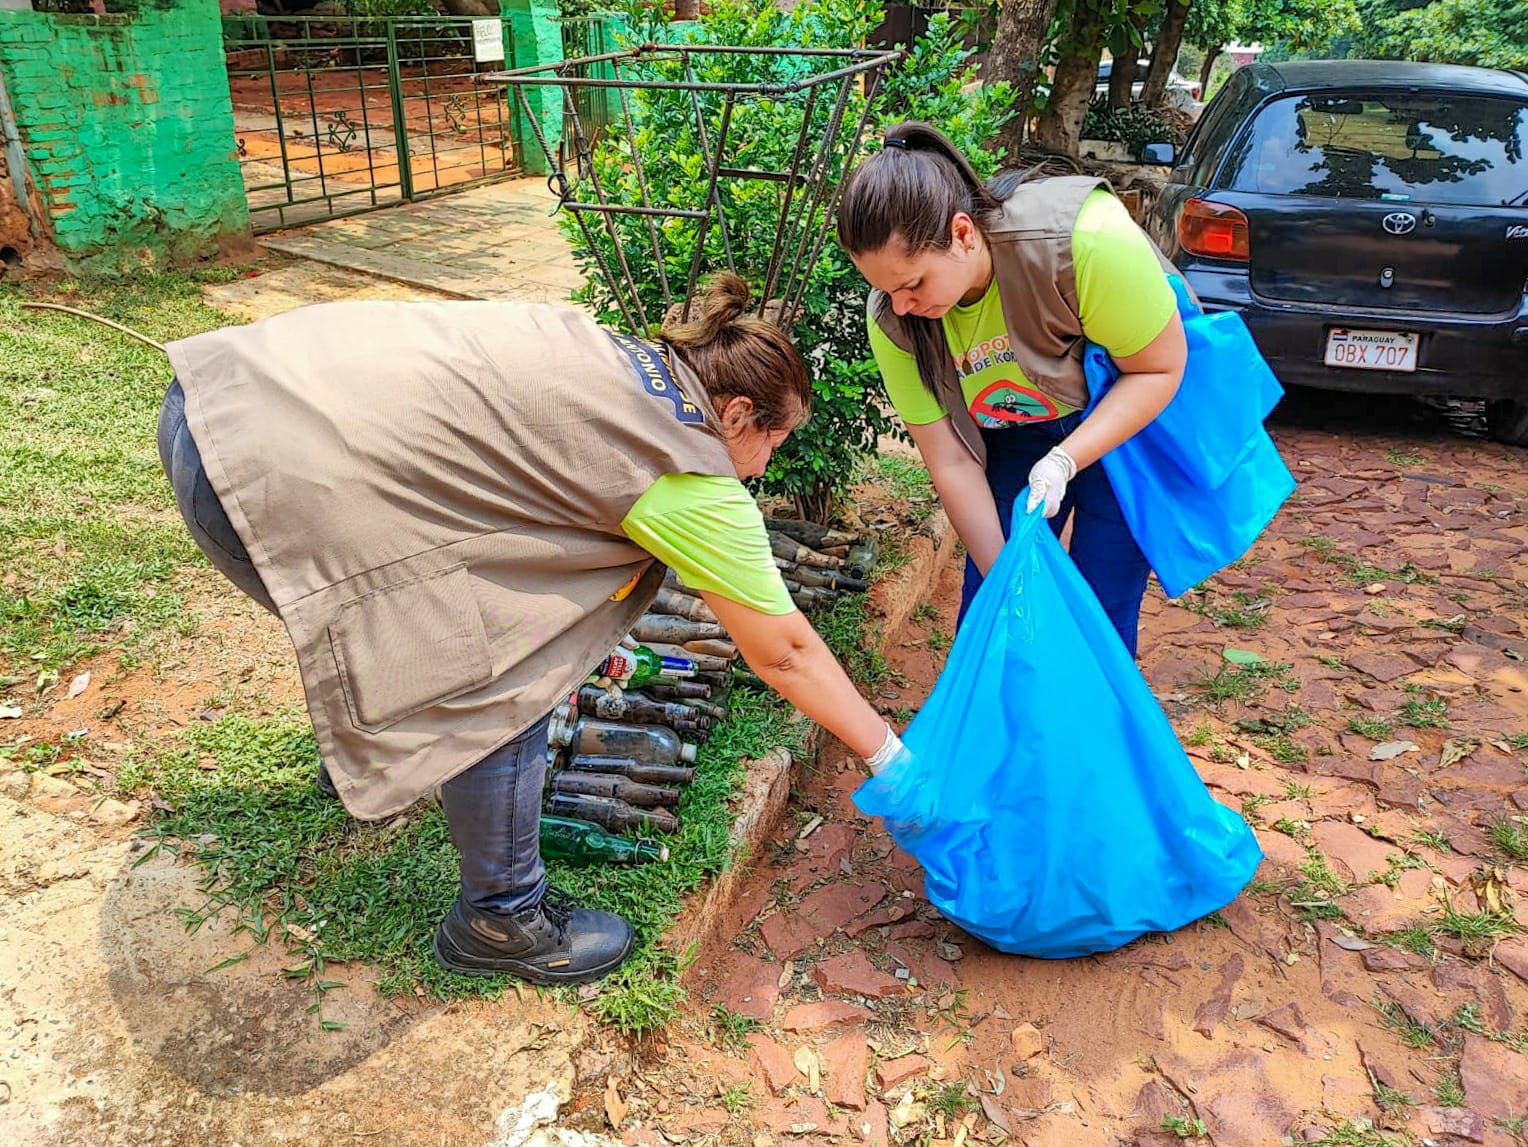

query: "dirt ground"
xmin=3 ymin=257 xmax=1526 ymax=1146
xmin=561 ymin=398 xmax=1528 ymax=1147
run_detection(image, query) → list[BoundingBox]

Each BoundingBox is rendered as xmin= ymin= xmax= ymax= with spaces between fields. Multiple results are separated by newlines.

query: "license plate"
xmin=1323 ymin=328 xmax=1419 ymax=372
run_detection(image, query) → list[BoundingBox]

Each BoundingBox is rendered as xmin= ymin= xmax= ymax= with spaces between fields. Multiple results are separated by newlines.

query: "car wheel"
xmin=1485 ymin=399 xmax=1528 ymax=447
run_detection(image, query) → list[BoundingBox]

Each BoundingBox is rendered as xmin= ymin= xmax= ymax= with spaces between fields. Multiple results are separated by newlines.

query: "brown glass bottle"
xmin=547 ymin=792 xmax=679 ymax=834
xmin=567 ymin=755 xmax=696 ymax=785
xmin=549 ymin=770 xmax=680 ymax=808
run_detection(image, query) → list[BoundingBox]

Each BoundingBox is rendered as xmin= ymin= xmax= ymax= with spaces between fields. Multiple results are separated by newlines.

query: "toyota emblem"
xmin=1382 ymin=212 xmax=1418 ymax=236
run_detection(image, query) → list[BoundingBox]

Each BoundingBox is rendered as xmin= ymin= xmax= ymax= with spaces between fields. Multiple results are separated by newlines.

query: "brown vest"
xmin=870 ymin=176 xmax=1180 ymax=466
xmin=166 ymin=300 xmax=735 ymax=820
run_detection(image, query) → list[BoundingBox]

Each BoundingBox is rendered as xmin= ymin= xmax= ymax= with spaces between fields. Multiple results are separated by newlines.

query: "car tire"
xmin=1486 ymin=399 xmax=1528 ymax=447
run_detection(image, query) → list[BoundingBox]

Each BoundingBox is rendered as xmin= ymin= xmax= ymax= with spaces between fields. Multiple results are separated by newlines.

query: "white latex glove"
xmin=865 ymin=723 xmax=907 ymax=776
xmin=1026 ymin=446 xmax=1078 ymax=519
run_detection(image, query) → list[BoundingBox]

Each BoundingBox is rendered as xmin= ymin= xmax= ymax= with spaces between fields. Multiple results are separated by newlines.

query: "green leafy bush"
xmin=560 ymin=0 xmax=1013 ymax=518
xmin=1080 ymin=97 xmax=1175 ymax=153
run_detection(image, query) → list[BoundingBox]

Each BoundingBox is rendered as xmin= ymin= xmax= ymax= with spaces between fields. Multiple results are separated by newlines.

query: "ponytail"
xmin=662 ymin=272 xmax=811 ymax=433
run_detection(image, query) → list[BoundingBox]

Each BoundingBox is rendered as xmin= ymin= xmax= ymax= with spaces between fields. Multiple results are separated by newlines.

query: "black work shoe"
xmin=431 ymin=888 xmax=634 ymax=985
xmin=316 ymin=763 xmax=339 ymax=801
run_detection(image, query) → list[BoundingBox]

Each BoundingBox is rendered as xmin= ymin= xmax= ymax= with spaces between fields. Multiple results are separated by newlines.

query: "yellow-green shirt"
xmin=620 ymin=473 xmax=794 ymax=615
xmin=869 ymin=189 xmax=1177 ymax=428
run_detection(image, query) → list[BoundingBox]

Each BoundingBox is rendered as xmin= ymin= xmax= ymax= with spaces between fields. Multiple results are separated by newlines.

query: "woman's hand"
xmin=1061 ymin=310 xmax=1188 ymax=471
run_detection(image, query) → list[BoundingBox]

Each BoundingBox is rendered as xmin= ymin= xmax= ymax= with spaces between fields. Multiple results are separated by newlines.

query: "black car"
xmin=1142 ymin=60 xmax=1528 ymax=445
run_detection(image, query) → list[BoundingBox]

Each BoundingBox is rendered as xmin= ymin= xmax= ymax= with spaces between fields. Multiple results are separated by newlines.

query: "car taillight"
xmin=1179 ymin=199 xmax=1249 ymax=261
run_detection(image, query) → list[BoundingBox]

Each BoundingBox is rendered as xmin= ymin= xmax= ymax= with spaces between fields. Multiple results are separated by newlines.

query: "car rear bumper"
xmin=1182 ymin=268 xmax=1528 ymax=401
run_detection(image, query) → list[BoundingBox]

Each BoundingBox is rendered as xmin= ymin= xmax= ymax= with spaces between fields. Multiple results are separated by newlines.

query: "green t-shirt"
xmin=869 ymin=189 xmax=1177 ymax=428
xmin=620 ymin=473 xmax=795 ymax=615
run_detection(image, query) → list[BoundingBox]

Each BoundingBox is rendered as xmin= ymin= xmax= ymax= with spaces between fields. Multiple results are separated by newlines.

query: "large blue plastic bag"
xmin=854 ymin=500 xmax=1261 ymax=958
xmin=1084 ymin=276 xmax=1295 ymax=599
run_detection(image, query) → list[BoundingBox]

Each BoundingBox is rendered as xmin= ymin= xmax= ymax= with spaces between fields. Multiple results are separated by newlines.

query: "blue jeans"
xmin=958 ymin=416 xmax=1151 ymax=658
xmin=157 ymin=381 xmax=550 ymax=916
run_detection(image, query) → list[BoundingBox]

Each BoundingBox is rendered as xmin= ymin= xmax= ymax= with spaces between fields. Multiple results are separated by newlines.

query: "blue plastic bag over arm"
xmin=854 ymin=498 xmax=1262 ymax=958
xmin=1084 ymin=276 xmax=1296 ymax=598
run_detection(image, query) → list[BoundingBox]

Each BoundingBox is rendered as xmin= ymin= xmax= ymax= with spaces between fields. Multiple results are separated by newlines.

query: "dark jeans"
xmin=156 ymin=380 xmax=549 ymax=916
xmin=958 ymin=415 xmax=1151 ymax=658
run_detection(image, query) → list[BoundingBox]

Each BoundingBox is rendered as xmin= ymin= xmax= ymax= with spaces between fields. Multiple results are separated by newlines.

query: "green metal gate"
xmin=223 ymin=16 xmax=526 ymax=234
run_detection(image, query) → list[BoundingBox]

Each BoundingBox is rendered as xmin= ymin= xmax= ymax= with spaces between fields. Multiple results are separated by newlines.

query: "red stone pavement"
xmin=570 ymin=408 xmax=1528 ymax=1147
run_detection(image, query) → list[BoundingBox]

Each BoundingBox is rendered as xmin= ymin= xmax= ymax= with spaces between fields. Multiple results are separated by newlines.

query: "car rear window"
xmin=1222 ymin=92 xmax=1528 ymax=207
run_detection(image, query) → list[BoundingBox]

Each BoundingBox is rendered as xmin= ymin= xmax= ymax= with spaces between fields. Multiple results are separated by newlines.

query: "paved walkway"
xmin=259 ymin=177 xmax=587 ymax=305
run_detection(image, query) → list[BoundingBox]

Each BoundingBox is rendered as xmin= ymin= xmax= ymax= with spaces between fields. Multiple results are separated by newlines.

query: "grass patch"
xmin=1386 ymin=925 xmax=1437 ymax=960
xmin=1376 ymin=999 xmax=1436 ymax=1048
xmin=1 ymin=276 xmax=236 ymax=674
xmin=815 ymin=593 xmax=891 ymax=690
xmin=1186 ymin=589 xmax=1271 ymax=630
xmin=1286 ymin=849 xmax=1346 ymax=920
xmin=125 ymin=684 xmax=807 ymax=1036
xmin=1309 ymin=1121 xmax=1419 ymax=1146
xmin=929 ymin=1082 xmax=978 ymax=1118
xmin=1434 ymin=903 xmax=1520 ymax=951
xmin=1488 ymin=815 xmax=1528 ymax=861
xmin=710 ymin=1004 xmax=760 ymax=1055
xmin=1161 ymin=1114 xmax=1208 ymax=1139
xmin=1433 ymin=1071 xmax=1465 ymax=1107
xmin=925 ymin=628 xmax=951 ymax=653
xmin=1372 ymin=1079 xmax=1413 ymax=1116
xmin=1190 ymin=659 xmax=1295 ymax=708
xmin=1347 ymin=716 xmax=1394 ymax=739
xmin=1297 ymin=535 xmax=1434 ymax=588
xmin=1386 ymin=448 xmax=1426 ymax=467
xmin=861 ymin=453 xmax=936 ymax=525
xmin=1406 ymin=830 xmax=1451 ymax=852
xmin=911 ymin=602 xmax=938 ymax=625
xmin=1399 ymin=696 xmax=1450 ymax=729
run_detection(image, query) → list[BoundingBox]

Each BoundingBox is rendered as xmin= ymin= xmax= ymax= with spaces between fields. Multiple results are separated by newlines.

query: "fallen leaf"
xmin=937 ymin=940 xmax=963 ymax=961
xmin=778 ymin=961 xmax=793 ymax=989
xmin=1469 ymin=867 xmax=1513 ymax=918
xmin=65 ymin=672 xmax=90 ymax=700
xmin=1370 ymin=740 xmax=1419 ymax=761
xmin=793 ymin=1045 xmax=820 ymax=1092
xmin=1438 ymin=737 xmax=1479 ymax=769
xmin=798 ymin=815 xmax=823 ymax=840
xmin=604 ymin=1077 xmax=627 ymax=1130
xmin=1327 ymin=933 xmax=1374 ymax=951
xmin=980 ymin=1094 xmax=1010 ymax=1134
xmin=1223 ymin=648 xmax=1266 ymax=667
xmin=0 ymin=705 xmax=21 ymax=719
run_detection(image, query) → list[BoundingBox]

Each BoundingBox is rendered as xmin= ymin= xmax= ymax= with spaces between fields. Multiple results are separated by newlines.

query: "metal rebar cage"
xmin=482 ymin=42 xmax=899 ymax=335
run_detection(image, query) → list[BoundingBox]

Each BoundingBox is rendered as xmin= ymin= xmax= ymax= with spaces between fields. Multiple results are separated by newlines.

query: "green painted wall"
xmin=0 ymin=1 xmax=248 ymax=273
xmin=502 ymin=0 xmax=562 ymax=176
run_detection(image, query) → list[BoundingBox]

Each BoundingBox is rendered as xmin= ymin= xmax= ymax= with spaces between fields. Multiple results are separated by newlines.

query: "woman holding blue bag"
xmin=836 ymin=122 xmax=1189 ymax=656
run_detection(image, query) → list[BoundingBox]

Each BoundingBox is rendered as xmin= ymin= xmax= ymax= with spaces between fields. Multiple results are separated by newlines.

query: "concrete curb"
xmin=665 ymin=509 xmax=957 ymax=972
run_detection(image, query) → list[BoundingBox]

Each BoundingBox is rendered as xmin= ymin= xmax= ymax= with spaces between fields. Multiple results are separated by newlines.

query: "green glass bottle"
xmin=539 ymin=814 xmax=668 ymax=864
xmin=589 ymin=644 xmax=697 ymax=688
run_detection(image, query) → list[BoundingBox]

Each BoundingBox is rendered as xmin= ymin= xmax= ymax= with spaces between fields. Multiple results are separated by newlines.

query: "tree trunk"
xmin=672 ymin=0 xmax=699 ymax=20
xmin=1198 ymin=43 xmax=1221 ymax=95
xmin=1031 ymin=1 xmax=1105 ymax=158
xmin=1140 ymin=0 xmax=1191 ymax=108
xmin=985 ymin=0 xmax=1063 ymax=160
xmin=1107 ymin=14 xmax=1146 ymax=109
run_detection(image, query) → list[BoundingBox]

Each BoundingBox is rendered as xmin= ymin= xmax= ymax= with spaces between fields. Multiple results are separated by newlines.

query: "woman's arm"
xmin=698 ymin=592 xmax=888 ymax=759
xmin=1059 ymin=309 xmax=1188 ymax=470
xmin=906 ymin=418 xmax=1006 ymax=576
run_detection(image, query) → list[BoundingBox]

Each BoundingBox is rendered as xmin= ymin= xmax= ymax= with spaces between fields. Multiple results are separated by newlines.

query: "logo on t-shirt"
xmin=971 ymin=380 xmax=1058 ymax=427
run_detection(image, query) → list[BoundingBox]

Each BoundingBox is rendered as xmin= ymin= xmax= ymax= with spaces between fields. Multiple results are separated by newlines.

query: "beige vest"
xmin=166 ymin=301 xmax=735 ymax=820
xmin=871 ymin=176 xmax=1180 ymax=466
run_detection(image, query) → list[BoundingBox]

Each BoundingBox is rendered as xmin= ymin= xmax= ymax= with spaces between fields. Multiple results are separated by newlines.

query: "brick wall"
xmin=0 ymin=1 xmax=249 ymax=273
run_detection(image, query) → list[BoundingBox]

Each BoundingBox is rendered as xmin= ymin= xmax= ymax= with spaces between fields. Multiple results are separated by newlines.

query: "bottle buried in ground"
xmin=539 ymin=814 xmax=668 ymax=863
xmin=548 ymin=713 xmax=698 ymax=765
xmin=566 ymin=755 xmax=696 ymax=785
xmin=575 ymin=685 xmax=710 ymax=730
xmin=549 ymin=770 xmax=680 ymax=808
xmin=547 ymin=792 xmax=679 ymax=834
